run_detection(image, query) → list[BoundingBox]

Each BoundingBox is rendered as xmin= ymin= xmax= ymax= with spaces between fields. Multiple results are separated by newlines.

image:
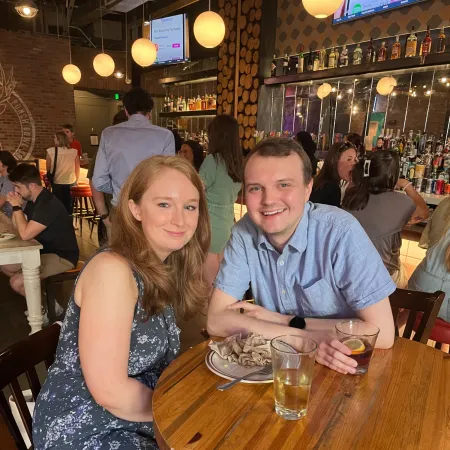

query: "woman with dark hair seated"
xmin=342 ymin=150 xmax=429 ymax=287
xmin=0 ymin=150 xmax=17 ymax=217
xmin=295 ymin=131 xmax=318 ymax=175
xmin=179 ymin=140 xmax=205 ymax=172
xmin=310 ymin=141 xmax=358 ymax=207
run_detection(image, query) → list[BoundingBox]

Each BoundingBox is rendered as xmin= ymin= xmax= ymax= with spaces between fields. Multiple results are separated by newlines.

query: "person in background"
xmin=342 ymin=150 xmax=429 ymax=288
xmin=1 ymin=164 xmax=78 ymax=300
xmin=345 ymin=132 xmax=365 ymax=157
xmin=33 ymin=156 xmax=210 ymax=449
xmin=295 ymin=131 xmax=318 ymax=176
xmin=62 ymin=124 xmax=83 ymax=158
xmin=409 ymin=197 xmax=450 ymax=327
xmin=310 ymin=141 xmax=358 ymax=207
xmin=46 ymin=131 xmax=80 ymax=214
xmin=0 ymin=150 xmax=17 ymax=217
xmin=93 ymin=87 xmax=175 ymax=213
xmin=207 ymin=138 xmax=395 ymax=375
xmin=200 ymin=115 xmax=243 ymax=290
xmin=179 ymin=140 xmax=205 ymax=172
xmin=169 ymin=128 xmax=183 ymax=153
xmin=88 ymin=110 xmax=128 ymax=246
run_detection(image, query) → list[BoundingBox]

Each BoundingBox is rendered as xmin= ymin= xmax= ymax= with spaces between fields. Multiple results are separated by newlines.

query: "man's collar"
xmin=256 ymin=202 xmax=311 ymax=254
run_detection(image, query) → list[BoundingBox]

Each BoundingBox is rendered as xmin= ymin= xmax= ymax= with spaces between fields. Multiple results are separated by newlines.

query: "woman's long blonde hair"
xmin=54 ymin=131 xmax=71 ymax=148
xmin=110 ymin=156 xmax=211 ymax=319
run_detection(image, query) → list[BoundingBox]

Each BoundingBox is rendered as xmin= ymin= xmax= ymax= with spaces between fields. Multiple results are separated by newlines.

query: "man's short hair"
xmin=123 ymin=87 xmax=154 ymax=115
xmin=8 ymin=164 xmax=42 ymax=186
xmin=61 ymin=124 xmax=74 ymax=132
xmin=244 ymin=138 xmax=313 ymax=185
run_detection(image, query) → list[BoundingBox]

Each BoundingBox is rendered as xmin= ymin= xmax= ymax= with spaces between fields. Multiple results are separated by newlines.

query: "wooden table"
xmin=153 ymin=338 xmax=450 ymax=450
xmin=0 ymin=236 xmax=43 ymax=334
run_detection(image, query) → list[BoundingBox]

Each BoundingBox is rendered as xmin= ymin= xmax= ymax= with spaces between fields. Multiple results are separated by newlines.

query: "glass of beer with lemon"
xmin=335 ymin=321 xmax=380 ymax=375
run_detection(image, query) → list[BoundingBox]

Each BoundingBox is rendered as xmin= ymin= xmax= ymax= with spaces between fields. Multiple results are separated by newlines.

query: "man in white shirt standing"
xmin=93 ymin=87 xmax=175 ymax=228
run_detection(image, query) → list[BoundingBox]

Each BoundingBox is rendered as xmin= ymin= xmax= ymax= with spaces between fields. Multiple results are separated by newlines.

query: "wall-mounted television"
xmin=333 ymin=0 xmax=428 ymax=25
xmin=150 ymin=14 xmax=190 ymax=65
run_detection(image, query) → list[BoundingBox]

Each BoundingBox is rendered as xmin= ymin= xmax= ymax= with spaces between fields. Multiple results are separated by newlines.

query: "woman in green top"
xmin=200 ymin=115 xmax=243 ymax=289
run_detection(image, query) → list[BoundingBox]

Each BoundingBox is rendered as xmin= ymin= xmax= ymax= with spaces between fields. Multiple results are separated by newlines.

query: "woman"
xmin=342 ymin=150 xmax=429 ymax=288
xmin=310 ymin=141 xmax=358 ymax=207
xmin=295 ymin=131 xmax=318 ymax=175
xmin=409 ymin=197 xmax=450 ymax=326
xmin=0 ymin=150 xmax=17 ymax=217
xmin=199 ymin=115 xmax=243 ymax=289
xmin=33 ymin=156 xmax=211 ymax=449
xmin=179 ymin=140 xmax=205 ymax=172
xmin=46 ymin=131 xmax=80 ymax=213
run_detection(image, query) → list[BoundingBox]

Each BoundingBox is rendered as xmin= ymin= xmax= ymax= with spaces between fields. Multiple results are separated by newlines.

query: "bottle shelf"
xmin=159 ymin=110 xmax=217 ymax=118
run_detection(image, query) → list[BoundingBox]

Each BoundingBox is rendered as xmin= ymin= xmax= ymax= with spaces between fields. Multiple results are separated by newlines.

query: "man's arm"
xmin=92 ymin=133 xmax=113 ymax=194
xmin=12 ymin=211 xmax=46 ymax=240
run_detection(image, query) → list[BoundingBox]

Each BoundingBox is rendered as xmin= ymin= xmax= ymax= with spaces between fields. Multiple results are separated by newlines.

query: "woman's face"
xmin=0 ymin=161 xmax=6 ymax=176
xmin=179 ymin=144 xmax=194 ymax=164
xmin=54 ymin=135 xmax=59 ymax=146
xmin=128 ymin=167 xmax=200 ymax=261
xmin=338 ymin=149 xmax=358 ymax=182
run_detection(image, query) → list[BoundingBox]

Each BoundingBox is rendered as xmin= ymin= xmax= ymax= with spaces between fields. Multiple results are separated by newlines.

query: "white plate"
xmin=0 ymin=233 xmax=16 ymax=242
xmin=205 ymin=350 xmax=273 ymax=384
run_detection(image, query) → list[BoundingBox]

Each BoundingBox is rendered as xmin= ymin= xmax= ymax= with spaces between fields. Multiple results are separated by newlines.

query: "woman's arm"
xmin=46 ymin=152 xmax=51 ymax=173
xmin=76 ymin=252 xmax=154 ymax=422
xmin=396 ymin=179 xmax=429 ymax=222
xmin=74 ymin=153 xmax=80 ymax=182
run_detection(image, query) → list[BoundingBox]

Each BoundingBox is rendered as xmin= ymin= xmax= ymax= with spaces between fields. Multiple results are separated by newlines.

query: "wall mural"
xmin=0 ymin=63 xmax=35 ymax=160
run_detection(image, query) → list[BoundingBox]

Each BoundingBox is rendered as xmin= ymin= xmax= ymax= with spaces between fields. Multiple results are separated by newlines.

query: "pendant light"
xmin=93 ymin=0 xmax=115 ymax=77
xmin=125 ymin=13 xmax=132 ymax=84
xmin=131 ymin=1 xmax=157 ymax=67
xmin=194 ymin=0 xmax=225 ymax=48
xmin=376 ymin=77 xmax=397 ymax=96
xmin=302 ymin=0 xmax=342 ymax=19
xmin=62 ymin=8 xmax=81 ymax=85
xmin=317 ymin=83 xmax=332 ymax=99
xmin=15 ymin=0 xmax=38 ymax=18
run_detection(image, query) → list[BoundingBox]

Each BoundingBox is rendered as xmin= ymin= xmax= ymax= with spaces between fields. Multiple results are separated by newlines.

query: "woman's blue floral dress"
xmin=33 ymin=251 xmax=180 ymax=449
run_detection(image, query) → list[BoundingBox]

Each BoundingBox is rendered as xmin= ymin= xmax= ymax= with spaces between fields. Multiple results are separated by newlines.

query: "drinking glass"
xmin=335 ymin=320 xmax=380 ymax=375
xmin=270 ymin=335 xmax=317 ymax=420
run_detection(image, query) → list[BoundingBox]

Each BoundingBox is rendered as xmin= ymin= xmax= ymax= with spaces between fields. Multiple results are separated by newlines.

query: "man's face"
xmin=62 ymin=128 xmax=74 ymax=140
xmin=14 ymin=182 xmax=32 ymax=201
xmin=244 ymin=152 xmax=313 ymax=250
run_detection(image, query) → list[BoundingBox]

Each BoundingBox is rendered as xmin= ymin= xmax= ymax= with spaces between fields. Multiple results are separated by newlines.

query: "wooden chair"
xmin=0 ymin=324 xmax=61 ymax=450
xmin=389 ymin=289 xmax=445 ymax=344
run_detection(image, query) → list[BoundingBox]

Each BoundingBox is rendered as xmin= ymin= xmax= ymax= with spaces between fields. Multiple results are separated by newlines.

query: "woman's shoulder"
xmin=46 ymin=146 xmax=55 ymax=153
xmin=80 ymin=251 xmax=135 ymax=284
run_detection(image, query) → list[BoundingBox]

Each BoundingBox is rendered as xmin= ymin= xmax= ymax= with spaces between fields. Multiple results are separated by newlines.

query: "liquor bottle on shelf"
xmin=298 ymin=49 xmax=305 ymax=73
xmin=366 ymin=38 xmax=374 ymax=63
xmin=288 ymin=55 xmax=297 ymax=74
xmin=377 ymin=41 xmax=387 ymax=62
xmin=340 ymin=45 xmax=349 ymax=67
xmin=319 ymin=46 xmax=327 ymax=70
xmin=307 ymin=49 xmax=314 ymax=71
xmin=335 ymin=47 xmax=341 ymax=65
xmin=353 ymin=44 xmax=362 ymax=65
xmin=282 ymin=54 xmax=289 ymax=76
xmin=438 ymin=26 xmax=446 ymax=53
xmin=391 ymin=35 xmax=401 ymax=60
xmin=313 ymin=51 xmax=320 ymax=71
xmin=271 ymin=54 xmax=277 ymax=77
xmin=420 ymin=25 xmax=432 ymax=63
xmin=169 ymin=95 xmax=174 ymax=112
xmin=195 ymin=95 xmax=202 ymax=110
xmin=328 ymin=48 xmax=336 ymax=69
xmin=405 ymin=26 xmax=418 ymax=57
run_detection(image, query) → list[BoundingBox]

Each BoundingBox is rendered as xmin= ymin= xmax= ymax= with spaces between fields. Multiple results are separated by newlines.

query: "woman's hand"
xmin=227 ymin=302 xmax=292 ymax=326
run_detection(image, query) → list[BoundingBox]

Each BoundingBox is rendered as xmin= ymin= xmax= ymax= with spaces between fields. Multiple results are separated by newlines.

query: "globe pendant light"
xmin=376 ymin=77 xmax=397 ymax=96
xmin=15 ymin=0 xmax=38 ymax=18
xmin=194 ymin=0 xmax=225 ymax=48
xmin=124 ymin=12 xmax=132 ymax=84
xmin=317 ymin=83 xmax=332 ymax=99
xmin=131 ymin=1 xmax=158 ymax=67
xmin=62 ymin=11 xmax=81 ymax=85
xmin=302 ymin=0 xmax=343 ymax=19
xmin=93 ymin=0 xmax=115 ymax=77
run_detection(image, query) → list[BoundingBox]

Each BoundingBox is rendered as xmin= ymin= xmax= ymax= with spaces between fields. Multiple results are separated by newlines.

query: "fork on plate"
xmin=216 ymin=364 xmax=273 ymax=391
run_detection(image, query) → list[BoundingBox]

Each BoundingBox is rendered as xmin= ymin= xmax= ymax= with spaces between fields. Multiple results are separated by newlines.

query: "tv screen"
xmin=333 ymin=0 xmax=428 ymax=24
xmin=150 ymin=14 xmax=190 ymax=65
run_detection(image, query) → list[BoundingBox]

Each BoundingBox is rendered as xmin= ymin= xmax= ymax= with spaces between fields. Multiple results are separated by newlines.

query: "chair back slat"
xmin=391 ymin=307 xmax=400 ymax=336
xmin=0 ymin=391 xmax=27 ymax=450
xmin=389 ymin=289 xmax=445 ymax=343
xmin=26 ymin=367 xmax=41 ymax=402
xmin=9 ymin=379 xmax=33 ymax=443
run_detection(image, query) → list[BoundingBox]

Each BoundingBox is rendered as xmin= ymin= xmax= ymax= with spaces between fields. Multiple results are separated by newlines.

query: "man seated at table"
xmin=207 ymin=138 xmax=396 ymax=375
xmin=0 ymin=164 xmax=79 ymax=298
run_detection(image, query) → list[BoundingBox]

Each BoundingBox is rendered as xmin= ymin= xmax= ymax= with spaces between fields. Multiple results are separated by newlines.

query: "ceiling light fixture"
xmin=302 ymin=0 xmax=342 ymax=19
xmin=93 ymin=0 xmax=115 ymax=77
xmin=317 ymin=83 xmax=332 ymax=99
xmin=194 ymin=0 xmax=225 ymax=48
xmin=62 ymin=6 xmax=81 ymax=85
xmin=131 ymin=1 xmax=157 ymax=67
xmin=15 ymin=0 xmax=38 ymax=18
xmin=376 ymin=76 xmax=397 ymax=96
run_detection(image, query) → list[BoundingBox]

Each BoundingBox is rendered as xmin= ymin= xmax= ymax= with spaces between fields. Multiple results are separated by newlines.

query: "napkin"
xmin=209 ymin=333 xmax=271 ymax=367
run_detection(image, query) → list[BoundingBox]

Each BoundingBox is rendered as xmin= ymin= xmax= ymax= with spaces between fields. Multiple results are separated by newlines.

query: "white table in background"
xmin=0 ymin=237 xmax=43 ymax=334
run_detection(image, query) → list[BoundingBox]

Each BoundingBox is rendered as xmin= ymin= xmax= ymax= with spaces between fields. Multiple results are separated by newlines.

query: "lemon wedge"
xmin=342 ymin=338 xmax=365 ymax=354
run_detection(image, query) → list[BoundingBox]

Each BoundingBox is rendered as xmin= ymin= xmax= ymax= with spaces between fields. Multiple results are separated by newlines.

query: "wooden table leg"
xmin=21 ymin=250 xmax=43 ymax=334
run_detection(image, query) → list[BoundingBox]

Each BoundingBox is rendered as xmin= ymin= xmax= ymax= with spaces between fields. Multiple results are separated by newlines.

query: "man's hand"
xmin=314 ymin=337 xmax=358 ymax=375
xmin=227 ymin=302 xmax=292 ymax=326
xmin=7 ymin=192 xmax=24 ymax=208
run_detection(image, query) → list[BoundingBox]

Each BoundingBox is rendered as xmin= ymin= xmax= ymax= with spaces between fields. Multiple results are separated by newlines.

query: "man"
xmin=92 ymin=87 xmax=175 ymax=227
xmin=207 ymin=138 xmax=396 ymax=375
xmin=62 ymin=124 xmax=83 ymax=158
xmin=1 ymin=164 xmax=79 ymax=298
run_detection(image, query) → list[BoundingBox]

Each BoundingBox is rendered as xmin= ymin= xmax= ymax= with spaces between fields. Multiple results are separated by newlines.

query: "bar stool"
xmin=71 ymin=185 xmax=95 ymax=234
xmin=43 ymin=261 xmax=85 ymax=323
